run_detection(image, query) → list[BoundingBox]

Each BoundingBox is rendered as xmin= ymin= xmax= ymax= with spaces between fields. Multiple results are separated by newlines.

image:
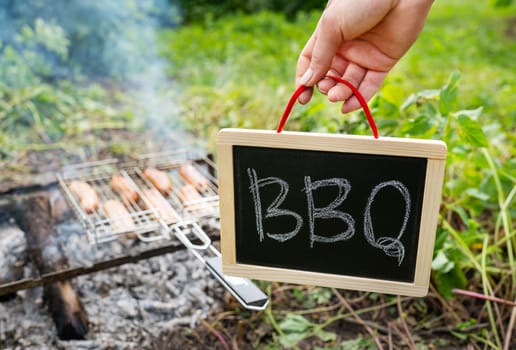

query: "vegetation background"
xmin=0 ymin=0 xmax=514 ymax=348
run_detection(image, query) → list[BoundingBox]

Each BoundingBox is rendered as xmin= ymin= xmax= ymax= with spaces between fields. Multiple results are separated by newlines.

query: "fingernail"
xmin=299 ymin=68 xmax=313 ymax=86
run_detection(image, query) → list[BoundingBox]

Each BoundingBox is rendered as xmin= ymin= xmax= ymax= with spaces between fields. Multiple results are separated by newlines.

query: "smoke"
xmin=0 ymin=0 xmax=192 ymax=146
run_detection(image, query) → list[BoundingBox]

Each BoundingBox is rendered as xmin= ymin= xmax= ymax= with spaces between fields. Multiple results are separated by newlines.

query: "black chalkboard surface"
xmin=217 ymin=129 xmax=447 ymax=296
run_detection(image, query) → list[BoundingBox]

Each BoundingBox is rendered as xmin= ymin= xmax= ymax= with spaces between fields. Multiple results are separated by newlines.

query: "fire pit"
xmin=0 ymin=149 xmax=268 ymax=347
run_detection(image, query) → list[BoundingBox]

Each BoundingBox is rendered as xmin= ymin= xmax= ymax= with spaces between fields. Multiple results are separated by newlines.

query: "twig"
xmin=481 ymin=235 xmax=503 ymax=348
xmin=199 ymin=318 xmax=230 ymax=350
xmin=396 ymin=296 xmax=418 ymax=350
xmin=332 ymin=288 xmax=384 ymax=350
xmin=389 ymin=322 xmax=412 ymax=350
xmin=318 ymin=296 xmax=412 ymax=329
xmin=387 ymin=322 xmax=393 ymax=350
xmin=295 ymin=301 xmax=343 ymax=315
xmin=417 ymin=322 xmax=488 ymax=336
xmin=452 ymin=288 xmax=516 ymax=307
xmin=504 ymin=301 xmax=516 ymax=350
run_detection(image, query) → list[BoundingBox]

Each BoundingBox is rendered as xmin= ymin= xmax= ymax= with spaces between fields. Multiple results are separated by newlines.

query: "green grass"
xmin=390 ymin=0 xmax=516 ymax=127
xmin=159 ymin=1 xmax=515 ymax=348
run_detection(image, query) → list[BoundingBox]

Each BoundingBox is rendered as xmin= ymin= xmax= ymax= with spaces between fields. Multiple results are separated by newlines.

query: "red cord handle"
xmin=276 ymin=75 xmax=379 ymax=139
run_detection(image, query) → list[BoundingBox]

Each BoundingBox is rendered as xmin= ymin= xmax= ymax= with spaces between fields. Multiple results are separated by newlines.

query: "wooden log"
xmin=14 ymin=194 xmax=89 ymax=340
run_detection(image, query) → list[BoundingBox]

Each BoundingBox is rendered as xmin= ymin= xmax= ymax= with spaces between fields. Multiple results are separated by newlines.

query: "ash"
xmin=0 ymin=203 xmax=225 ymax=349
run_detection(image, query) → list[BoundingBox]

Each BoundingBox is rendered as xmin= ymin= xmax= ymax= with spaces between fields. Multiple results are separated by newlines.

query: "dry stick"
xmin=491 ymin=271 xmax=514 ymax=339
xmin=504 ymin=302 xmax=516 ymax=350
xmin=332 ymin=288 xmax=384 ymax=350
xmin=389 ymin=322 xmax=412 ymax=350
xmin=452 ymin=288 xmax=516 ymax=307
xmin=387 ymin=322 xmax=393 ymax=350
xmin=452 ymin=288 xmax=506 ymax=337
xmin=396 ymin=296 xmax=418 ymax=350
xmin=199 ymin=318 xmax=230 ymax=350
xmin=296 ymin=301 xmax=344 ymax=315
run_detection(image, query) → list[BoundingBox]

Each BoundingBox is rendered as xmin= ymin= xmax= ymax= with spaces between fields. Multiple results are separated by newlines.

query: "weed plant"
xmin=160 ymin=1 xmax=515 ymax=348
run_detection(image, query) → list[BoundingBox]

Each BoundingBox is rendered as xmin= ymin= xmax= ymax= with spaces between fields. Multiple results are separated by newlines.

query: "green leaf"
xmin=490 ymin=0 xmax=513 ymax=7
xmin=400 ymin=93 xmax=418 ymax=110
xmin=465 ymin=188 xmax=490 ymax=201
xmin=457 ymin=114 xmax=488 ymax=147
xmin=382 ymin=84 xmax=404 ymax=106
xmin=439 ymin=71 xmax=461 ymax=115
xmin=279 ymin=313 xmax=312 ymax=333
xmin=313 ymin=328 xmax=337 ymax=342
xmin=454 ymin=107 xmax=483 ymax=121
xmin=433 ymin=265 xmax=467 ymax=299
xmin=417 ymin=89 xmax=441 ymax=99
xmin=279 ymin=332 xmax=307 ymax=348
xmin=400 ymin=115 xmax=434 ymax=136
xmin=432 ymin=251 xmax=455 ymax=273
xmin=339 ymin=337 xmax=377 ymax=350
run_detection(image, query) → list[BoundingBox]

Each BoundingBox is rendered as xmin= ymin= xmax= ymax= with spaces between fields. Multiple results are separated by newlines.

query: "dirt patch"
xmin=506 ymin=17 xmax=516 ymax=38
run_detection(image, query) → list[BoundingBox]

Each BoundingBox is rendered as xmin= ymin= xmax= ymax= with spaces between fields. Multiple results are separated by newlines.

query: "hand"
xmin=296 ymin=0 xmax=433 ymax=113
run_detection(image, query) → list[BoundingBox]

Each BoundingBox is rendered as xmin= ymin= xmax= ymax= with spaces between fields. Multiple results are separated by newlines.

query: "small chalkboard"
xmin=217 ymin=129 xmax=446 ymax=296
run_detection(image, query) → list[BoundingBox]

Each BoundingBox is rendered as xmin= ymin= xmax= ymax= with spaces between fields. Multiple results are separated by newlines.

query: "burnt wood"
xmin=14 ymin=194 xmax=89 ymax=340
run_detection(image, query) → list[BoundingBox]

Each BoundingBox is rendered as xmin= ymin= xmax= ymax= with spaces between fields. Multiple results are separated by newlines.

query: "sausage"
xmin=110 ymin=174 xmax=139 ymax=204
xmin=178 ymin=184 xmax=202 ymax=204
xmin=142 ymin=189 xmax=178 ymax=223
xmin=143 ymin=168 xmax=172 ymax=195
xmin=68 ymin=180 xmax=99 ymax=213
xmin=102 ymin=200 xmax=136 ymax=236
xmin=179 ymin=162 xmax=210 ymax=193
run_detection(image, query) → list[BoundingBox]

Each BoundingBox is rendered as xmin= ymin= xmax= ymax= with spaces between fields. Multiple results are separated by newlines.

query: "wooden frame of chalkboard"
xmin=217 ymin=129 xmax=446 ymax=296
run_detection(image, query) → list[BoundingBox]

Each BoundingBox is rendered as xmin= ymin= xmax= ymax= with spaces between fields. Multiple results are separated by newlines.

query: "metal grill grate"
xmin=58 ymin=160 xmax=168 ymax=244
xmin=58 ymin=151 xmax=219 ymax=244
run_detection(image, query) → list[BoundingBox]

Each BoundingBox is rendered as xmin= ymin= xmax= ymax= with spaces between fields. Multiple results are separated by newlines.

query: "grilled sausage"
xmin=179 ymin=162 xmax=210 ymax=193
xmin=178 ymin=184 xmax=202 ymax=204
xmin=142 ymin=189 xmax=178 ymax=223
xmin=110 ymin=174 xmax=139 ymax=204
xmin=143 ymin=168 xmax=172 ymax=195
xmin=68 ymin=180 xmax=99 ymax=213
xmin=102 ymin=200 xmax=136 ymax=236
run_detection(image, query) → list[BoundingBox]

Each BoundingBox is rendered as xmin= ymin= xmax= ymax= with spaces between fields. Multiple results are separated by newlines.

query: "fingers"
xmin=327 ymin=63 xmax=366 ymax=102
xmin=341 ymin=70 xmax=387 ymax=113
xmin=298 ymin=87 xmax=314 ymax=105
xmin=317 ymin=55 xmax=349 ymax=94
xmin=306 ymin=16 xmax=342 ymax=86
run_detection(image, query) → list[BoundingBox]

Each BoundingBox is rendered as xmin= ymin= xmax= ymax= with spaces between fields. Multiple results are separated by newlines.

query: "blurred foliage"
xmin=175 ymin=0 xmax=324 ymax=23
xmin=0 ymin=18 xmax=134 ymax=161
xmin=160 ymin=11 xmax=320 ymax=145
xmin=0 ymin=0 xmax=179 ymax=80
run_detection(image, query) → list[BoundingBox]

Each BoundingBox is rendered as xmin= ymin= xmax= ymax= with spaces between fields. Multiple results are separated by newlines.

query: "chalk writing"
xmin=247 ymin=168 xmax=303 ymax=242
xmin=303 ymin=177 xmax=355 ymax=248
xmin=246 ymin=168 xmax=411 ymax=265
xmin=364 ymin=180 xmax=410 ymax=266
